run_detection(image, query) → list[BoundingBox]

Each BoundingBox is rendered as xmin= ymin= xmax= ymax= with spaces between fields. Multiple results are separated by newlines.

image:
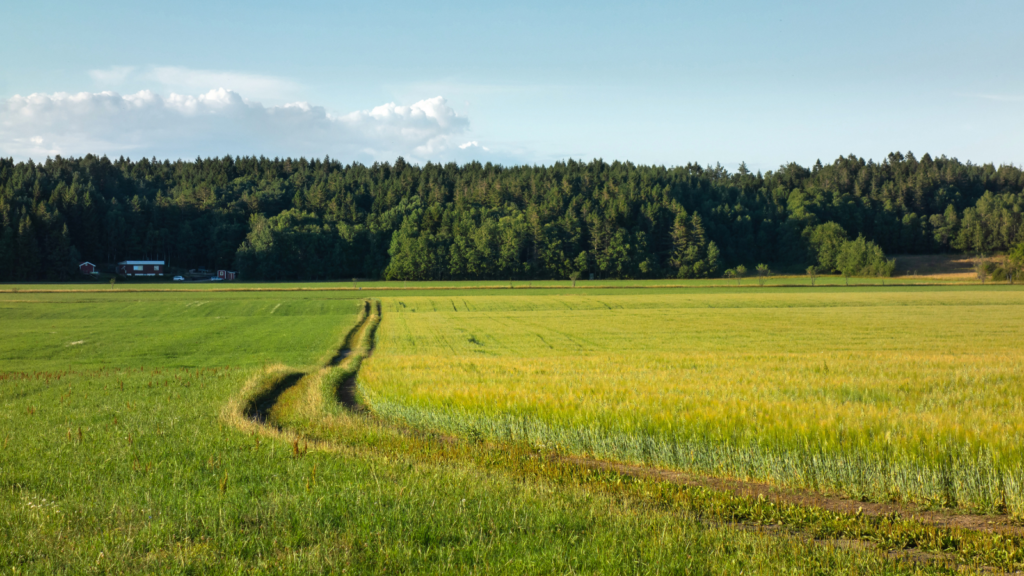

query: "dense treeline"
xmin=1 ymin=152 xmax=1022 ymax=281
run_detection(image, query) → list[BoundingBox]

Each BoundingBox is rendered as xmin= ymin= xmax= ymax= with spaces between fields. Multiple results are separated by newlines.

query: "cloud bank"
xmin=0 ymin=88 xmax=475 ymax=162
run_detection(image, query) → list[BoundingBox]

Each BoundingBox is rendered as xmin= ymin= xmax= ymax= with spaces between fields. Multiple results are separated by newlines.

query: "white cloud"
xmin=148 ymin=67 xmax=302 ymax=101
xmin=0 ymin=89 xmax=473 ymax=162
xmin=459 ymin=141 xmax=489 ymax=151
xmin=89 ymin=65 xmax=303 ymax=102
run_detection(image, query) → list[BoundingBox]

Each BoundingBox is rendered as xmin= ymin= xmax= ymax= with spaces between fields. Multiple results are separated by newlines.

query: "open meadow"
xmin=2 ymin=284 xmax=1024 ymax=573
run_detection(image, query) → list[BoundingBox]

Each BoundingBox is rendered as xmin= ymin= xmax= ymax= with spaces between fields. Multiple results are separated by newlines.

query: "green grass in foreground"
xmin=360 ymin=287 xmax=1024 ymax=516
xmin=0 ymin=291 xmax=954 ymax=574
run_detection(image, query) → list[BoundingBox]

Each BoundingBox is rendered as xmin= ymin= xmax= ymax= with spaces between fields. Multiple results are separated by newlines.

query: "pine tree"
xmin=16 ymin=214 xmax=41 ymax=281
xmin=0 ymin=226 xmax=15 ymax=282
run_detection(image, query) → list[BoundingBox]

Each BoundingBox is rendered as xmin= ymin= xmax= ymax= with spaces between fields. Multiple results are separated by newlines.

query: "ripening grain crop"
xmin=359 ymin=288 xmax=1024 ymax=515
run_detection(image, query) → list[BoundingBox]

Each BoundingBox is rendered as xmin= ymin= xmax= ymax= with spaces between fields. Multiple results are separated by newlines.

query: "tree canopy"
xmin=1 ymin=152 xmax=1022 ymax=281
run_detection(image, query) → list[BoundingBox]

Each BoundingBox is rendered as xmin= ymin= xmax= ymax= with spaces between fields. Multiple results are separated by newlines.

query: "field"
xmin=0 ymin=291 xmax=363 ymax=371
xmin=361 ymin=288 xmax=1024 ymax=514
xmin=0 ymin=269 xmax=974 ymax=294
xmin=3 ymin=284 xmax=1024 ymax=573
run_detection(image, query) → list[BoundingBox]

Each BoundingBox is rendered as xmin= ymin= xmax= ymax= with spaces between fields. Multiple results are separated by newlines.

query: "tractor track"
xmin=244 ymin=372 xmax=305 ymax=425
xmin=237 ymin=299 xmax=378 ymax=428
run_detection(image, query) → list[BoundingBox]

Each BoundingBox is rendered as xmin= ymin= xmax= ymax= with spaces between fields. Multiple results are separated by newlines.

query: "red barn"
xmin=78 ymin=261 xmax=96 ymax=275
xmin=217 ymin=270 xmax=237 ymax=280
xmin=117 ymin=260 xmax=165 ymax=277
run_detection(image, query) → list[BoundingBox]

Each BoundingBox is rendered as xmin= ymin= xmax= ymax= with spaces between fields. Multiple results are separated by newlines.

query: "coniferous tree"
xmin=16 ymin=214 xmax=41 ymax=280
xmin=0 ymin=153 xmax=1021 ymax=281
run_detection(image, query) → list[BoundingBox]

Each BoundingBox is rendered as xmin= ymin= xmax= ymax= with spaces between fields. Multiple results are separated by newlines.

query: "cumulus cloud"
xmin=0 ymin=88 xmax=475 ymax=162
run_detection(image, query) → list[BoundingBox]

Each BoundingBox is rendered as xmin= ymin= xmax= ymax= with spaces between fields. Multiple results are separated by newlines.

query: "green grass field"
xmin=0 ymin=290 xmax=364 ymax=370
xmin=2 ymin=284 xmax=1022 ymax=573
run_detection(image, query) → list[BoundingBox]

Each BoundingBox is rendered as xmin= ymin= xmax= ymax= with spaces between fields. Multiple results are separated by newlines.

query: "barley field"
xmin=359 ymin=287 xmax=1024 ymax=515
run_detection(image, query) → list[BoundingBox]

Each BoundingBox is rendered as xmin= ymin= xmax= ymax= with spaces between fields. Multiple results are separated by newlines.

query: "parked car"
xmin=173 ymin=275 xmax=185 ymax=281
xmin=210 ymin=276 xmax=223 ymax=281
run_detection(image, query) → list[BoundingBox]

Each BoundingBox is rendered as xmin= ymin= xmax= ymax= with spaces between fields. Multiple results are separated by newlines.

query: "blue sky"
xmin=2 ymin=0 xmax=1022 ymax=170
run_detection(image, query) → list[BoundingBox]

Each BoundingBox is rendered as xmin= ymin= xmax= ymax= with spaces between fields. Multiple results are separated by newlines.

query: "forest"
xmin=0 ymin=152 xmax=1022 ymax=281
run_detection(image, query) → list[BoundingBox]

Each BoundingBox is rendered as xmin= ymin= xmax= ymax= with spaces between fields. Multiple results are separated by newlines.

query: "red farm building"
xmin=78 ymin=261 xmax=96 ymax=275
xmin=117 ymin=260 xmax=165 ymax=277
xmin=217 ymin=270 xmax=237 ymax=281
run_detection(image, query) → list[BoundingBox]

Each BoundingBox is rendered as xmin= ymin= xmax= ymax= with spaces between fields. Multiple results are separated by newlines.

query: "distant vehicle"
xmin=210 ymin=276 xmax=223 ymax=282
xmin=172 ymin=276 xmax=185 ymax=281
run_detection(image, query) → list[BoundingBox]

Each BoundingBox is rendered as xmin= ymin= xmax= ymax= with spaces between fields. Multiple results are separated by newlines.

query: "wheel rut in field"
xmin=327 ymin=300 xmax=372 ymax=366
xmin=333 ymin=300 xmax=379 ymax=411
xmin=335 ymin=372 xmax=364 ymax=412
xmin=328 ymin=301 xmax=377 ymax=367
xmin=235 ymin=299 xmax=379 ymax=428
xmin=244 ymin=372 xmax=305 ymax=425
xmin=329 ymin=349 xmax=352 ymax=365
